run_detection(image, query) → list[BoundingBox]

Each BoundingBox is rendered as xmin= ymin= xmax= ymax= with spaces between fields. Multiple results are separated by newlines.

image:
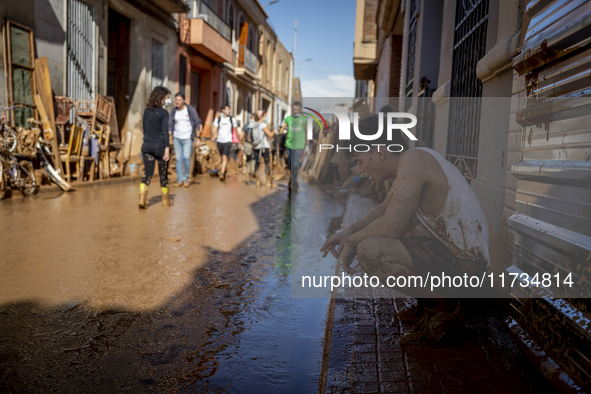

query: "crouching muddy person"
xmin=138 ymin=86 xmax=173 ymax=209
xmin=320 ymin=114 xmax=490 ymax=344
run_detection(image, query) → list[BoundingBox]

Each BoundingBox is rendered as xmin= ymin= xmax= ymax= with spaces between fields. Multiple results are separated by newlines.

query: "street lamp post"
xmin=263 ymin=0 xmax=279 ymax=7
xmin=298 ymin=58 xmax=312 ymax=78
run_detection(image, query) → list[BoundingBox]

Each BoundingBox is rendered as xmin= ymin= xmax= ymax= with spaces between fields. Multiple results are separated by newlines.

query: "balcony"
xmin=236 ymin=46 xmax=258 ymax=78
xmin=152 ymin=0 xmax=190 ymax=13
xmin=187 ymin=1 xmax=232 ymax=42
xmin=182 ymin=2 xmax=232 ymax=63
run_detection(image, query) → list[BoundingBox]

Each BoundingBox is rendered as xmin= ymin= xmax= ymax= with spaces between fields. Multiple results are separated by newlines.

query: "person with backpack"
xmin=252 ymin=110 xmax=275 ymax=187
xmin=212 ymin=104 xmax=238 ymax=181
xmin=243 ymin=114 xmax=256 ymax=178
xmin=169 ymin=93 xmax=202 ymax=188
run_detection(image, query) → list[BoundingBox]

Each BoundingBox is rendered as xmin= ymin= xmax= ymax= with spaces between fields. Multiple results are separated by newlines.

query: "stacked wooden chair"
xmin=72 ymin=96 xmax=113 ymax=181
xmin=60 ymin=123 xmax=85 ymax=182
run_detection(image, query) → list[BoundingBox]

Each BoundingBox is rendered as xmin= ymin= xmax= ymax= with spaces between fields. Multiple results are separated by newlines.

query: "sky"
xmin=263 ymin=0 xmax=357 ymax=97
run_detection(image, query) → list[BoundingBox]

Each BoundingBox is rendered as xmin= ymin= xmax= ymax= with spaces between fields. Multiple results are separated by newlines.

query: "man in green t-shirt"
xmin=280 ymin=101 xmax=308 ymax=192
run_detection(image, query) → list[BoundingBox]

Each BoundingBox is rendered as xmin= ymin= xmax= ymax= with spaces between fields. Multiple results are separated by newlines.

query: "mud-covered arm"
xmin=320 ymin=184 xmax=393 ymax=259
xmin=342 ymin=191 xmax=393 ymax=237
xmin=346 ymin=153 xmax=425 ymax=248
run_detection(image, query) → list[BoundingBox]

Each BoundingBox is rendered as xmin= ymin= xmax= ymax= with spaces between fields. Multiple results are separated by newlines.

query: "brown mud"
xmin=0 ymin=176 xmax=334 ymax=393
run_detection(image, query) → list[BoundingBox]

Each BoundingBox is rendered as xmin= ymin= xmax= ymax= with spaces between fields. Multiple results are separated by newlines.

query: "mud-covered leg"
xmin=139 ymin=154 xmax=156 ymax=209
xmin=356 ymin=237 xmax=465 ymax=344
xmin=158 ymin=156 xmax=172 ymax=207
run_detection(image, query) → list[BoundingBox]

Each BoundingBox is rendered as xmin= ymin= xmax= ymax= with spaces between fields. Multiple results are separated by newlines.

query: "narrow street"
xmin=1 ymin=0 xmax=589 ymax=390
xmin=0 ymin=176 xmax=340 ymax=393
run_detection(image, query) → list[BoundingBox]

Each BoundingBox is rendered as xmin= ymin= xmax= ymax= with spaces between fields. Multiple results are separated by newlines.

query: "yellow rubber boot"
xmin=161 ymin=187 xmax=173 ymax=207
xmin=139 ymin=183 xmax=148 ymax=209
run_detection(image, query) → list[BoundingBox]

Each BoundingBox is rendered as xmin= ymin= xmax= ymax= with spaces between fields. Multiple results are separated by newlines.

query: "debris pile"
xmin=2 ymin=19 xmax=126 ymax=195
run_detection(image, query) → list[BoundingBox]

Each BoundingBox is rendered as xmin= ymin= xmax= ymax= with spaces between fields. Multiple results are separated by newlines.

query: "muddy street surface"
xmin=0 ymin=176 xmax=341 ymax=393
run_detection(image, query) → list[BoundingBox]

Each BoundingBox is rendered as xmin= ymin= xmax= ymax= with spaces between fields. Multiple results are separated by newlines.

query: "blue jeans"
xmin=173 ymin=137 xmax=192 ymax=182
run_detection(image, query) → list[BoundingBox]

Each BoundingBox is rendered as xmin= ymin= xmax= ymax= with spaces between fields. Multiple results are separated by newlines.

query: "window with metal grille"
xmin=405 ymin=0 xmax=418 ymax=105
xmin=446 ymin=0 xmax=489 ymax=180
xmin=226 ymin=86 xmax=231 ymax=106
xmin=67 ymin=0 xmax=95 ymax=102
xmin=416 ymin=77 xmax=434 ymax=148
xmin=246 ymin=93 xmax=252 ymax=121
xmin=151 ymin=39 xmax=165 ymax=90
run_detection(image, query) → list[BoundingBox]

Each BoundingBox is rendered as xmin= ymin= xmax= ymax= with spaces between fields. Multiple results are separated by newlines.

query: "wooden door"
xmin=107 ymin=8 xmax=130 ymax=138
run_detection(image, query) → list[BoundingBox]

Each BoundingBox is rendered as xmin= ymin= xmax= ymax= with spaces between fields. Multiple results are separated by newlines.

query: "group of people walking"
xmin=223 ymin=100 xmax=306 ymax=192
xmin=138 ymin=87 xmax=202 ymax=209
xmin=138 ymin=86 xmax=306 ymax=209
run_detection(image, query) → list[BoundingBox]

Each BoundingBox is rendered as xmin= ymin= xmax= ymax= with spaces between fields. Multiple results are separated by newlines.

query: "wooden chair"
xmin=54 ymin=97 xmax=73 ymax=146
xmin=75 ymin=100 xmax=97 ymax=132
xmin=95 ymin=96 xmax=113 ymax=180
xmin=74 ymin=96 xmax=114 ymax=180
xmin=95 ymin=96 xmax=112 ymax=125
xmin=60 ymin=124 xmax=84 ymax=182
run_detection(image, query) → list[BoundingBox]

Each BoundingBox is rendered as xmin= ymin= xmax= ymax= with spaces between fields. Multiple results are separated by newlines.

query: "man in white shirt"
xmin=212 ymin=104 xmax=238 ymax=181
xmin=169 ymin=93 xmax=202 ymax=187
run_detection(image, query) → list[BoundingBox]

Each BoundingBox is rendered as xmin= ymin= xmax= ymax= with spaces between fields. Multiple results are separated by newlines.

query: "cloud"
xmin=301 ymin=74 xmax=355 ymax=97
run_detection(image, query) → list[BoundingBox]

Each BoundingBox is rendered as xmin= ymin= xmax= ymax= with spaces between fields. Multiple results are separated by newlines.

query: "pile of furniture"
xmin=2 ymin=19 xmax=125 ymax=185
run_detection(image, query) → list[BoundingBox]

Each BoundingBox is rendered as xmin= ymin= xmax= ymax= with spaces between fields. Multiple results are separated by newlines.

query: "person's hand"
xmin=163 ymin=147 xmax=170 ymax=162
xmin=340 ymin=242 xmax=357 ymax=275
xmin=194 ymin=137 xmax=201 ymax=149
xmin=320 ymin=229 xmax=350 ymax=258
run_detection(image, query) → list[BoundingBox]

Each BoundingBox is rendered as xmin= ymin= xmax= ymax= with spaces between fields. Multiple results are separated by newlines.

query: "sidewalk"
xmin=320 ymin=194 xmax=553 ymax=394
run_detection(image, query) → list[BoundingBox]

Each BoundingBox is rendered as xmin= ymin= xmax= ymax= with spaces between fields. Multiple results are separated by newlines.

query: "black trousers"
xmin=142 ymin=153 xmax=169 ymax=187
xmin=253 ymin=148 xmax=270 ymax=175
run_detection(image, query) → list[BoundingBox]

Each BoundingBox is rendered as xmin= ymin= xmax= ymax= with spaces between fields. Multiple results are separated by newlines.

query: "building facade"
xmin=354 ymin=0 xmax=591 ymax=390
xmin=220 ymin=0 xmax=265 ymax=130
xmin=1 ymin=0 xmax=189 ymax=163
xmin=1 ymin=0 xmax=293 ymax=162
xmin=179 ymin=0 xmax=233 ymax=138
xmin=260 ymin=21 xmax=291 ymax=131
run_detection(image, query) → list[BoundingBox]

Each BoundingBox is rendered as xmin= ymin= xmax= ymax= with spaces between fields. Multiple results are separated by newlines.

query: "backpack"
xmin=244 ymin=121 xmax=254 ymax=144
xmin=216 ymin=115 xmax=239 ymax=143
xmin=252 ymin=122 xmax=265 ymax=147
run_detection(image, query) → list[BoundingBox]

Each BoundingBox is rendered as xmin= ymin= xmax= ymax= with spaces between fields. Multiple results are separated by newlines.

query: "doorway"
xmin=107 ymin=8 xmax=131 ymax=136
xmin=190 ymin=71 xmax=201 ymax=114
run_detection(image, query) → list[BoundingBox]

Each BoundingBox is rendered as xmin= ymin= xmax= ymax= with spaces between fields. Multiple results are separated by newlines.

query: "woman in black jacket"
xmin=139 ymin=86 xmax=173 ymax=208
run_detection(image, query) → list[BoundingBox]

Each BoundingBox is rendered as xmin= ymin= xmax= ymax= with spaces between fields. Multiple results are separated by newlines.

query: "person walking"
xmin=139 ymin=86 xmax=173 ymax=209
xmin=169 ymin=93 xmax=202 ymax=187
xmin=275 ymin=123 xmax=287 ymax=167
xmin=279 ymin=101 xmax=307 ymax=192
xmin=252 ymin=110 xmax=275 ymax=187
xmin=212 ymin=105 xmax=237 ymax=181
xmin=243 ymin=113 xmax=256 ymax=178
